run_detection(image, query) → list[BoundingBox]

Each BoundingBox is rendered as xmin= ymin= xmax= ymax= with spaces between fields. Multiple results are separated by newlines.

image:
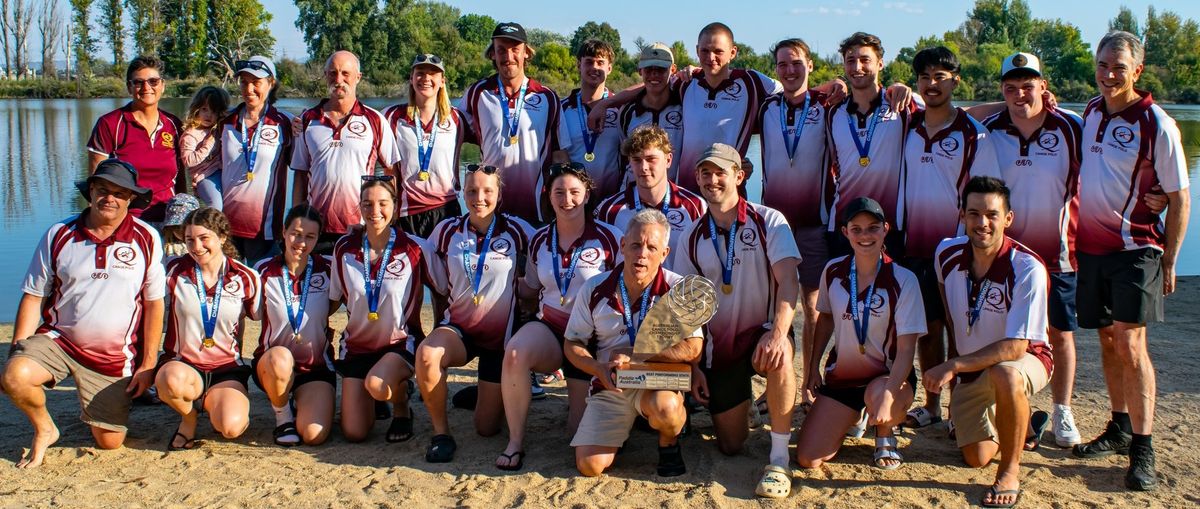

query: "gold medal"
xmin=560 ymin=296 xmax=566 ymax=306
xmin=246 ymin=172 xmax=254 ymax=181
xmin=859 ymin=344 xmax=866 ymax=355
xmin=293 ymin=332 xmax=303 ymax=343
xmin=368 ymin=312 xmax=379 ymax=321
xmin=203 ymin=337 xmax=215 ymax=348
xmin=584 ymin=152 xmax=595 ymax=162
xmin=722 ymin=284 xmax=732 ymax=295
xmin=859 ymin=156 xmax=870 ymax=167
xmin=473 ymin=295 xmax=482 ymax=305
xmin=509 ymin=135 xmax=519 ymax=145
xmin=966 ymin=325 xmax=972 ymax=337
xmin=418 ymin=171 xmax=429 ymax=181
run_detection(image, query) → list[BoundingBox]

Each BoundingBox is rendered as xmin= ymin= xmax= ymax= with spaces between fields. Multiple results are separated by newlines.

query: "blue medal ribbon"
xmin=967 ymin=276 xmax=992 ymax=336
xmin=707 ymin=214 xmax=738 ymax=293
xmin=778 ymin=92 xmax=811 ymax=165
xmin=362 ymin=229 xmax=396 ymax=320
xmin=633 ymin=184 xmax=671 ymax=216
xmin=849 ymin=256 xmax=881 ymax=354
xmin=240 ymin=106 xmax=267 ymax=181
xmin=551 ymin=222 xmax=583 ymax=306
xmin=497 ymin=76 xmax=528 ymax=145
xmin=280 ymin=257 xmax=312 ymax=341
xmin=844 ymin=92 xmax=887 ymax=166
xmin=462 ymin=216 xmax=497 ymax=305
xmin=411 ymin=110 xmax=438 ymax=179
xmin=618 ymin=273 xmax=652 ymax=346
xmin=575 ymin=89 xmax=608 ymax=160
xmin=194 ymin=262 xmax=226 ymax=347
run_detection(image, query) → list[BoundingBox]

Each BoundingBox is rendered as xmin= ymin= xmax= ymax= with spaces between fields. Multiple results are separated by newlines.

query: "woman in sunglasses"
xmin=383 ymin=54 xmax=469 ymax=238
xmin=214 ymin=55 xmax=295 ymax=265
xmin=415 ymin=164 xmax=533 ymax=463
xmin=330 ymin=177 xmax=441 ymax=443
xmin=494 ymin=163 xmax=622 ymax=471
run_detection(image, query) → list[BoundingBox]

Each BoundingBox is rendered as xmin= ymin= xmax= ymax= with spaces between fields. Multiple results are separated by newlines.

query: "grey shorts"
xmin=794 ymin=225 xmax=828 ymax=288
xmin=9 ymin=335 xmax=132 ymax=432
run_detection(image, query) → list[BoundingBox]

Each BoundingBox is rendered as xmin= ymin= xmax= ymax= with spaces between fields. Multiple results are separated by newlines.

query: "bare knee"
xmin=363 ymin=376 xmax=390 ymax=401
xmin=963 ymin=450 xmax=992 ymax=468
xmin=796 ymin=456 xmax=824 ymax=469
xmin=216 ymin=415 xmax=249 ymax=439
xmin=92 ymin=428 xmax=126 ymax=450
xmin=415 ymin=347 xmax=443 ymax=378
xmin=717 ymin=436 xmax=744 ymax=456
xmin=476 ymin=423 xmax=501 ymax=437
xmin=300 ymin=423 xmax=330 ymax=445
xmin=1 ymin=358 xmax=43 ymax=393
xmin=576 ymin=454 xmax=610 ymax=477
xmin=342 ymin=423 xmax=369 ymax=443
xmin=263 ymin=347 xmax=294 ymax=376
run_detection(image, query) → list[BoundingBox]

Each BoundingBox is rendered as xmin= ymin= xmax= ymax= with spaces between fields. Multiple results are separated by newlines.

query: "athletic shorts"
xmin=700 ymin=351 xmax=756 ymax=415
xmin=250 ymin=357 xmax=337 ymax=393
xmin=794 ymin=225 xmax=829 ymax=289
xmin=569 ymin=387 xmax=653 ymax=448
xmin=530 ymin=319 xmax=590 ymax=382
xmin=950 ymin=353 xmax=1049 ymax=448
xmin=1047 ymin=271 xmax=1079 ymax=332
xmin=335 ymin=343 xmax=414 ymax=380
xmin=9 ymin=335 xmax=132 ymax=432
xmin=898 ymin=257 xmax=944 ymax=323
xmin=160 ymin=358 xmax=252 ymax=393
xmin=442 ymin=324 xmax=504 ymax=384
xmin=818 ymin=370 xmax=918 ymax=413
xmin=1076 ymin=248 xmax=1163 ymax=329
xmin=397 ymin=201 xmax=462 ymax=239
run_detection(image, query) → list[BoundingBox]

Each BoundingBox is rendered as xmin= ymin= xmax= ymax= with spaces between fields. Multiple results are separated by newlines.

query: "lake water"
xmin=2 ymin=97 xmax=1200 ymax=318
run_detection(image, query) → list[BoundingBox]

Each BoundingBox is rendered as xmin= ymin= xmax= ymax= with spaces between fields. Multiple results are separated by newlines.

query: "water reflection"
xmin=0 ymin=98 xmax=1197 ymax=318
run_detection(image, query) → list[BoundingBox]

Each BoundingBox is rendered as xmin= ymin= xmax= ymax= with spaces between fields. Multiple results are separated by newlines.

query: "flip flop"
xmin=981 ymin=485 xmax=1021 ymax=508
xmin=1024 ymin=410 xmax=1050 ymax=452
xmin=167 ymin=431 xmax=199 ymax=451
xmin=273 ymin=422 xmax=301 ymax=446
xmin=904 ymin=407 xmax=943 ymax=429
xmin=495 ymin=450 xmax=525 ymax=471
xmin=755 ymin=464 xmax=792 ymax=498
xmin=386 ymin=414 xmax=414 ymax=443
xmin=425 ymin=434 xmax=457 ymax=463
xmin=873 ymin=436 xmax=903 ymax=470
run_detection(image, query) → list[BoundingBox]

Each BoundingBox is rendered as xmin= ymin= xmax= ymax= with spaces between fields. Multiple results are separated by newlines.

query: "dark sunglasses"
xmin=128 ymin=77 xmax=163 ymax=88
xmin=361 ymin=175 xmax=395 ymax=182
xmin=412 ymin=54 xmax=443 ymax=66
xmin=548 ymin=162 xmax=587 ymax=177
xmin=466 ymin=164 xmax=499 ymax=174
xmin=235 ymin=60 xmax=274 ymax=76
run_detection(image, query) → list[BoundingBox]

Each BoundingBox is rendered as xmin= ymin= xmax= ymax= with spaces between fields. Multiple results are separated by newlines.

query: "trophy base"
xmin=615 ymin=362 xmax=691 ymax=391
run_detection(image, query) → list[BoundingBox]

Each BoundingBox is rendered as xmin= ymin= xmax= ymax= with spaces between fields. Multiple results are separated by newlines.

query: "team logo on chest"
xmin=160 ymin=132 xmax=175 ymax=148
xmin=984 ymin=285 xmax=1006 ymax=311
xmin=739 ymin=227 xmax=759 ymax=248
xmin=347 ymin=120 xmax=368 ymax=138
xmin=386 ymin=258 xmax=407 ymax=276
xmin=261 ymin=126 xmax=280 ymax=144
xmin=664 ymin=111 xmax=683 ymax=128
xmin=490 ymin=238 xmax=512 ymax=255
xmin=309 ymin=274 xmax=327 ymax=291
xmin=938 ymin=137 xmax=960 ymax=156
xmin=525 ymin=94 xmax=544 ymax=111
xmin=223 ymin=279 xmax=242 ymax=295
xmin=580 ymin=247 xmax=602 ymax=264
xmin=667 ymin=210 xmax=686 ymax=229
xmin=604 ymin=109 xmax=618 ymax=128
xmin=113 ymin=246 xmax=138 ymax=266
xmin=723 ymin=81 xmax=744 ymax=100
xmin=1036 ymin=132 xmax=1059 ymax=152
xmin=1111 ymin=126 xmax=1135 ymax=147
xmin=805 ymin=105 xmax=821 ymax=123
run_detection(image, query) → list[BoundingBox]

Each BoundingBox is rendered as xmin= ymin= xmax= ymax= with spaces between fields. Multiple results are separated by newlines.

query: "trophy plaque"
xmin=616 ymin=275 xmax=718 ymax=390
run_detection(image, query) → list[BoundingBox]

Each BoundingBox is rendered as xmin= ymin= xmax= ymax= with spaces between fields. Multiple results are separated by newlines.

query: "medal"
xmin=560 ymin=296 xmax=566 ymax=306
xmin=551 ymin=222 xmax=584 ymax=309
xmin=498 ymin=77 xmax=528 ymax=148
xmin=194 ymin=261 xmax=226 ymax=352
xmin=362 ymin=229 xmax=396 ymax=323
xmin=722 ymin=284 xmax=732 ymax=294
xmin=418 ymin=171 xmax=429 ymax=181
xmin=859 ymin=344 xmax=866 ymax=354
xmin=292 ymin=332 xmax=303 ymax=343
xmin=845 ymin=92 xmax=886 ymax=171
xmin=462 ymin=215 xmax=497 ymax=307
xmin=280 ymin=257 xmax=312 ymax=346
xmin=240 ymin=105 xmax=267 ymax=186
xmin=850 ymin=255 xmax=881 ymax=356
xmin=584 ymin=152 xmax=595 ymax=162
xmin=411 ymin=109 xmax=438 ymax=183
xmin=203 ymin=337 xmax=215 ymax=348
xmin=247 ymin=171 xmax=255 ymax=181
xmin=618 ymin=273 xmax=652 ymax=346
xmin=708 ymin=213 xmax=739 ymax=297
xmin=574 ymin=89 xmax=607 ymax=165
xmin=778 ymin=92 xmax=811 ymax=165
xmin=859 ymin=156 xmax=870 ymax=167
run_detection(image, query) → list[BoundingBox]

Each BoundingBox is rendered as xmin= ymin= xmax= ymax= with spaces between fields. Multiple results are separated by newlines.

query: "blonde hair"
xmin=406 ymin=82 xmax=452 ymax=128
xmin=184 ymin=86 xmax=231 ymax=130
xmin=622 ymin=124 xmax=674 ymax=156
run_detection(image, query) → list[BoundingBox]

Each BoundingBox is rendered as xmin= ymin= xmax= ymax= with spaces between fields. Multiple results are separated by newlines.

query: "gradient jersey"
xmin=525 ymin=220 xmax=623 ymax=332
xmin=164 ymin=257 xmax=261 ymax=372
xmin=826 ymin=91 xmax=918 ymax=231
xmin=618 ymin=89 xmax=685 ymax=180
xmin=757 ymin=91 xmax=832 ymax=228
xmin=382 ymin=104 xmax=470 ymax=217
xmin=677 ymin=69 xmax=782 ymax=192
xmin=254 ymin=255 xmax=335 ymax=373
xmin=217 ymin=105 xmax=295 ymax=240
xmin=558 ymin=88 xmax=624 ymax=197
xmin=594 ymin=181 xmax=706 ymax=269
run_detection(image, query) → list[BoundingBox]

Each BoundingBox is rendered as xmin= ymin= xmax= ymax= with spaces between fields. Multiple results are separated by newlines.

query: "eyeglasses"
xmin=235 ymin=60 xmax=274 ymax=76
xmin=128 ymin=77 xmax=163 ymax=89
xmin=412 ymin=54 xmax=443 ymax=66
xmin=548 ymin=162 xmax=587 ymax=177
xmin=466 ymin=164 xmax=499 ymax=174
xmin=361 ymin=175 xmax=395 ymax=182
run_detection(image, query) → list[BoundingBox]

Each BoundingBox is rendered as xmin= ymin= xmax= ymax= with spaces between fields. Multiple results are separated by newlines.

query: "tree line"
xmin=4 ymin=0 xmax=1200 ymax=103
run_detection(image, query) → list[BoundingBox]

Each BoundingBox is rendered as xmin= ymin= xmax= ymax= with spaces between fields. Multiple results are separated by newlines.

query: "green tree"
xmin=161 ymin=0 xmax=209 ymax=77
xmin=68 ymin=0 xmax=97 ymax=77
xmin=569 ymin=21 xmax=624 ymax=60
xmin=293 ymin=0 xmax=376 ymax=64
xmin=206 ymin=0 xmax=274 ymax=80
xmin=1029 ymin=19 xmax=1093 ymax=87
xmin=1109 ymin=6 xmax=1141 ymax=37
xmin=454 ymin=13 xmax=494 ymax=45
xmin=527 ymin=28 xmax=567 ymax=49
xmin=127 ymin=0 xmax=168 ymax=56
xmin=670 ymin=40 xmax=694 ymax=68
xmin=730 ymin=43 xmax=771 ymax=74
xmin=100 ymin=0 xmax=124 ymax=69
xmin=963 ymin=0 xmax=1031 ymax=48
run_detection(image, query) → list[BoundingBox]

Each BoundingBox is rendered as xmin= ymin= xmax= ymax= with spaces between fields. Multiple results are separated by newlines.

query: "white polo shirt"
xmin=291 ymin=99 xmax=401 ymax=235
xmin=594 ymin=181 xmax=706 ymax=269
xmin=618 ymin=89 xmax=685 ymax=180
xmin=984 ymin=108 xmax=1083 ymax=273
xmin=23 ymin=212 xmax=166 ymax=377
xmin=525 ymin=219 xmax=623 ymax=332
xmin=218 ymin=105 xmax=295 ymax=240
xmin=677 ymin=69 xmax=782 ymax=192
xmin=898 ymin=108 xmax=1001 ymax=259
xmin=460 ymin=74 xmax=561 ymax=223
xmin=757 ymin=90 xmax=832 ymax=228
xmin=559 ymin=88 xmax=624 ymax=197
xmin=826 ymin=90 xmax=918 ymax=232
xmin=254 ymin=255 xmax=335 ymax=374
xmin=330 ymin=227 xmax=437 ymax=358
xmin=816 ymin=254 xmax=926 ymax=388
xmin=672 ymin=199 xmax=800 ymax=370
xmin=428 ymin=214 xmax=533 ymax=351
xmin=382 ymin=104 xmax=470 ymax=217
xmin=1077 ymin=92 xmax=1189 ymax=255
xmin=935 ymin=235 xmax=1052 ymax=378
xmin=164 ymin=256 xmax=261 ymax=372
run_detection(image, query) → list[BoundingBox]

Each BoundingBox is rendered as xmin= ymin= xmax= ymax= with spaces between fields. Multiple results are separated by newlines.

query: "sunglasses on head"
xmin=128 ymin=77 xmax=163 ymax=88
xmin=466 ymin=164 xmax=499 ymax=174
xmin=235 ymin=60 xmax=274 ymax=76
xmin=413 ymin=54 xmax=443 ymax=66
xmin=361 ymin=174 xmax=395 ymax=182
xmin=548 ymin=162 xmax=587 ymax=177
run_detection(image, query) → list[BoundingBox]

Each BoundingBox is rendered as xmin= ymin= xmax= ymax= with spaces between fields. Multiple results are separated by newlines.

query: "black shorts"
xmin=898 ymin=257 xmax=945 ymax=323
xmin=700 ymin=353 xmax=756 ymax=415
xmin=532 ymin=319 xmax=590 ymax=382
xmin=397 ymin=201 xmax=462 ymax=239
xmin=1077 ymin=248 xmax=1163 ymax=329
xmin=334 ymin=344 xmax=414 ymax=380
xmin=818 ymin=371 xmax=918 ymax=413
xmin=442 ymin=324 xmax=504 ymax=384
xmin=1048 ymin=271 xmax=1079 ymax=332
xmin=250 ymin=357 xmax=337 ymax=393
xmin=165 ymin=358 xmax=251 ymax=393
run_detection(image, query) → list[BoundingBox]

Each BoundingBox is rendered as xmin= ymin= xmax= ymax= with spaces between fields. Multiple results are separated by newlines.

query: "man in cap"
xmin=2 ymin=159 xmax=166 ymax=468
xmin=617 ymin=43 xmax=684 ymax=181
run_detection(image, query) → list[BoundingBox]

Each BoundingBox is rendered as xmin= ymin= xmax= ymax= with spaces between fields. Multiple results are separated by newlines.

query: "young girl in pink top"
xmin=181 ymin=86 xmax=230 ymax=209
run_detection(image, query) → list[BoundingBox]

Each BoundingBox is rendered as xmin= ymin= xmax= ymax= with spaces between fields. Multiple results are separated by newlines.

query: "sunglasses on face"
xmin=361 ymin=174 xmax=395 ymax=182
xmin=128 ymin=77 xmax=163 ymax=89
xmin=466 ymin=164 xmax=499 ymax=174
xmin=412 ymin=54 xmax=443 ymax=66
xmin=235 ymin=60 xmax=274 ymax=76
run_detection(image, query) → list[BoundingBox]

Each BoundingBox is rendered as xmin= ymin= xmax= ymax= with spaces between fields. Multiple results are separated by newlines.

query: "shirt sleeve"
xmin=557 ymin=101 xmax=576 ymax=153
xmin=895 ymin=267 xmax=929 ymax=337
xmin=815 ymin=262 xmax=833 ymax=314
xmin=754 ymin=70 xmax=784 ymax=95
xmin=421 ymin=227 xmax=449 ymax=297
xmin=523 ymin=246 xmax=543 ymax=291
xmin=21 ymin=224 xmax=58 ymax=297
xmin=1005 ymin=258 xmax=1050 ymax=344
xmin=328 ymin=249 xmax=344 ymax=302
xmin=1153 ymin=112 xmax=1189 ymax=193
xmin=563 ymin=278 xmax=598 ymax=345
xmin=243 ymin=270 xmax=263 ymax=321
xmin=86 ymin=116 xmax=115 ymax=156
xmin=377 ymin=113 xmax=402 ymax=168
xmin=290 ymin=118 xmax=311 ymax=172
xmin=765 ymin=210 xmax=802 ymax=265
xmin=142 ymin=229 xmax=167 ymax=301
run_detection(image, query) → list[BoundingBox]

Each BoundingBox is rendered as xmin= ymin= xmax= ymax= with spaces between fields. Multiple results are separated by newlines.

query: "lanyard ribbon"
xmin=412 ymin=110 xmax=438 ymax=177
xmin=849 ymin=256 xmax=881 ymax=354
xmin=707 ymin=214 xmax=738 ymax=293
xmin=194 ymin=262 xmax=226 ymax=346
xmin=618 ymin=274 xmax=652 ymax=346
xmin=633 ymin=184 xmax=671 ymax=215
xmin=967 ymin=277 xmax=992 ymax=336
xmin=575 ymin=89 xmax=608 ymax=159
xmin=241 ymin=106 xmax=268 ymax=180
xmin=498 ymin=77 xmax=528 ymax=144
xmin=362 ymin=229 xmax=396 ymax=320
xmin=280 ymin=257 xmax=312 ymax=338
xmin=779 ymin=93 xmax=811 ymax=164
xmin=462 ymin=216 xmax=497 ymax=305
xmin=845 ymin=93 xmax=887 ymax=165
xmin=551 ymin=222 xmax=583 ymax=306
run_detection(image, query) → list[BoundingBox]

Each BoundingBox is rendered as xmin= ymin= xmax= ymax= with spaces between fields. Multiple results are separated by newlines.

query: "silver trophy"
xmin=616 ymin=275 xmax=719 ymax=390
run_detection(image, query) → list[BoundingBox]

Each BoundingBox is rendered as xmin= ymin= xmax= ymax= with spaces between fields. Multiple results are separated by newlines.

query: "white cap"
xmin=236 ymin=55 xmax=276 ymax=79
xmin=638 ymin=43 xmax=674 ymax=69
xmin=1000 ymin=52 xmax=1041 ymax=79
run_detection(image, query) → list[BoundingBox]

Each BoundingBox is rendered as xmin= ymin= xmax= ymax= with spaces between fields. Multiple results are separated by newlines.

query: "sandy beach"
xmin=1 ymin=280 xmax=1198 ymax=508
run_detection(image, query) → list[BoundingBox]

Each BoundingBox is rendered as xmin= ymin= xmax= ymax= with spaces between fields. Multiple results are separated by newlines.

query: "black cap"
xmin=76 ymin=158 xmax=153 ymax=209
xmin=840 ymin=197 xmax=887 ymax=226
xmin=491 ymin=22 xmax=527 ymax=43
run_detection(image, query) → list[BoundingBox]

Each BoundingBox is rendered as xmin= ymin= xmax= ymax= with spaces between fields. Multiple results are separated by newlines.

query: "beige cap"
xmin=639 ymin=42 xmax=674 ymax=69
xmin=697 ymin=143 xmax=742 ymax=172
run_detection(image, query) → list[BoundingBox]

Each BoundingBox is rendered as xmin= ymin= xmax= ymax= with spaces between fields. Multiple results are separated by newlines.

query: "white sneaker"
xmin=1052 ymin=404 xmax=1081 ymax=447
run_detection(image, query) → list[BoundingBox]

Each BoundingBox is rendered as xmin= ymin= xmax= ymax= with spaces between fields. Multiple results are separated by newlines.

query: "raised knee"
xmin=300 ymin=424 xmax=330 ymax=445
xmin=502 ymin=347 xmax=528 ymax=371
xmin=987 ymin=365 xmax=1022 ymax=391
xmin=264 ymin=347 xmax=294 ymax=374
xmin=218 ymin=416 xmax=249 ymax=439
xmin=1 ymin=359 xmax=40 ymax=391
xmin=576 ymin=456 xmax=607 ymax=477
xmin=416 ymin=347 xmax=442 ymax=372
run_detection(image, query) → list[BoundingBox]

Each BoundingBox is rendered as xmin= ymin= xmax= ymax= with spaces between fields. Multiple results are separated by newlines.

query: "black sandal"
xmin=425 ymin=434 xmax=457 ymax=463
xmin=496 ymin=450 xmax=525 ymax=471
xmin=167 ymin=431 xmax=199 ymax=451
xmin=274 ymin=422 xmax=301 ymax=446
xmin=386 ymin=415 xmax=414 ymax=443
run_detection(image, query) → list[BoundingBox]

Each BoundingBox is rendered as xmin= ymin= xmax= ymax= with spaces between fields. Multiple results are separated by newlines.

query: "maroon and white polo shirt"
xmin=23 ymin=211 xmax=165 ymax=377
xmin=460 ymin=74 xmax=561 ymax=222
xmin=559 ymin=88 xmax=624 ymax=198
xmin=594 ymin=181 xmax=706 ymax=269
xmin=984 ymin=108 xmax=1083 ymax=273
xmin=164 ymin=256 xmax=261 ymax=372
xmin=525 ymin=219 xmax=623 ymax=332
xmin=757 ymin=91 xmax=832 ymax=228
xmin=254 ymin=255 xmax=335 ymax=374
xmin=618 ymin=89 xmax=685 ymax=180
xmin=217 ymin=105 xmax=295 ymax=240
xmin=428 ymin=214 xmax=533 ymax=351
xmin=291 ymin=99 xmax=400 ymax=235
xmin=382 ymin=104 xmax=471 ymax=217
xmin=1077 ymin=92 xmax=1189 ymax=255
xmin=677 ymin=69 xmax=782 ymax=192
xmin=86 ymin=103 xmax=183 ymax=222
xmin=826 ymin=90 xmax=918 ymax=232
xmin=816 ymin=254 xmax=926 ymax=388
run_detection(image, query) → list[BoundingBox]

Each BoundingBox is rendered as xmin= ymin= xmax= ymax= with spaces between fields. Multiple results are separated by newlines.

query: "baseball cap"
xmin=697 ymin=143 xmax=742 ymax=172
xmin=411 ymin=53 xmax=445 ymax=73
xmin=491 ymin=22 xmax=528 ymax=44
xmin=1000 ymin=52 xmax=1041 ymax=80
xmin=840 ymin=197 xmax=887 ymax=226
xmin=75 ymin=159 xmax=153 ymax=209
xmin=235 ymin=55 xmax=276 ymax=79
xmin=164 ymin=193 xmax=201 ymax=227
xmin=639 ymin=42 xmax=674 ymax=69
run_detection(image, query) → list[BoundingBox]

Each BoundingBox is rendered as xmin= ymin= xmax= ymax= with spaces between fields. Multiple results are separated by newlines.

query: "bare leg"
xmin=498 ymin=323 xmax=562 ymax=466
xmin=1 ymin=357 xmax=60 ymax=468
xmin=365 ymin=352 xmax=414 ymax=419
xmin=205 ymin=381 xmax=251 ymax=439
xmin=155 ymin=361 xmax=204 ymax=449
xmin=1097 ymin=326 xmax=1127 ymax=413
xmin=794 ymin=395 xmax=860 ymax=468
xmin=865 ymin=376 xmax=915 ymax=468
xmin=1112 ymin=322 xmax=1155 ymax=434
xmin=575 ymin=445 xmax=620 ymax=477
xmin=474 ymin=381 xmax=505 ymax=437
xmin=981 ymin=364 xmax=1029 ymax=507
xmin=339 ymin=380 xmax=375 ymax=442
xmin=256 ymin=346 xmax=295 ymax=410
xmin=798 ymin=285 xmax=820 ymax=406
xmin=294 ymin=381 xmax=335 ymax=445
xmin=415 ymin=327 xmax=469 ymax=436
xmin=1048 ymin=327 xmax=1075 ymax=406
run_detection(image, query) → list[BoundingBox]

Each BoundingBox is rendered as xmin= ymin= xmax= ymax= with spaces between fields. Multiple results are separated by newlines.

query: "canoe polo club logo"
xmin=664 ymin=111 xmax=683 ymax=127
xmin=1112 ymin=126 xmax=1135 ymax=146
xmin=309 ymin=274 xmax=327 ymax=290
xmin=525 ymin=94 xmax=544 ymax=108
xmin=806 ymin=105 xmax=821 ymax=122
xmin=667 ymin=210 xmax=685 ymax=228
xmin=223 ymin=279 xmax=241 ymax=294
xmin=604 ymin=109 xmax=618 ymax=127
xmin=490 ymin=238 xmax=512 ymax=255
xmin=347 ymin=120 xmax=368 ymax=135
xmin=114 ymin=246 xmax=137 ymax=265
xmin=869 ymin=292 xmax=885 ymax=310
xmin=985 ymin=286 xmax=1006 ymax=309
xmin=160 ymin=132 xmax=175 ymax=148
xmin=723 ymin=81 xmax=744 ymax=99
xmin=938 ymin=137 xmax=960 ymax=155
xmin=261 ymin=126 xmax=279 ymax=142
xmin=1012 ymin=54 xmax=1028 ymax=67
xmin=580 ymin=247 xmax=602 ymax=264
xmin=386 ymin=259 xmax=407 ymax=276
xmin=1037 ymin=132 xmax=1059 ymax=151
xmin=739 ymin=227 xmax=758 ymax=247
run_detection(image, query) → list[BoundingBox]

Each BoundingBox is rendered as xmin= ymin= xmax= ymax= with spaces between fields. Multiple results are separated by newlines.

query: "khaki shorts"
xmin=950 ymin=353 xmax=1049 ymax=448
xmin=9 ymin=335 xmax=132 ymax=432
xmin=570 ymin=388 xmax=650 ymax=448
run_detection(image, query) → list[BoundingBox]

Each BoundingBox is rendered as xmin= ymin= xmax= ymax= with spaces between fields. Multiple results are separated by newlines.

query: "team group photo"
xmin=0 ymin=0 xmax=1198 ymax=507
